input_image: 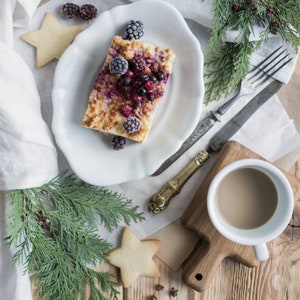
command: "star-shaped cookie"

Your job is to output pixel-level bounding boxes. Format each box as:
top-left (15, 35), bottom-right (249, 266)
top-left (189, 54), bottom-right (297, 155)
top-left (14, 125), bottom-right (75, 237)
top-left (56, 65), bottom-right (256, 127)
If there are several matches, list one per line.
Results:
top-left (107, 227), bottom-right (160, 288)
top-left (22, 12), bottom-right (82, 67)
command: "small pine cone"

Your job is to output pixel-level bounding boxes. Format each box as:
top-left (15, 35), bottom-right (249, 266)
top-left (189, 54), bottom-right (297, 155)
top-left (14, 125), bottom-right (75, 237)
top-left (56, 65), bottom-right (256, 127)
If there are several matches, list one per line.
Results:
top-left (232, 3), bottom-right (242, 11)
top-left (266, 6), bottom-right (275, 15)
top-left (61, 3), bottom-right (80, 19)
top-left (79, 4), bottom-right (97, 21)
top-left (270, 21), bottom-right (280, 34)
top-left (270, 27), bottom-right (278, 35)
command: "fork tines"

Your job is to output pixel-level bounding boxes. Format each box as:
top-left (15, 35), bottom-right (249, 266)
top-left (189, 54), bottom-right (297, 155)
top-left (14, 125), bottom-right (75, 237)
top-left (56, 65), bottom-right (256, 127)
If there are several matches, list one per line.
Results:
top-left (248, 46), bottom-right (293, 87)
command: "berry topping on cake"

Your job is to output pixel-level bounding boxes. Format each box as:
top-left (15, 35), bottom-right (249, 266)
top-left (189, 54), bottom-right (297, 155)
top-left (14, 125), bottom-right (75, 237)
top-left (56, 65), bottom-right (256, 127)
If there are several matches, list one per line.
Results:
top-left (123, 20), bottom-right (144, 40)
top-left (79, 4), bottom-right (98, 21)
top-left (125, 70), bottom-right (134, 78)
top-left (147, 93), bottom-right (155, 101)
top-left (61, 3), bottom-right (80, 19)
top-left (82, 35), bottom-right (176, 143)
top-left (145, 81), bottom-right (154, 91)
top-left (109, 56), bottom-right (129, 75)
top-left (133, 95), bottom-right (142, 103)
top-left (121, 104), bottom-right (133, 117)
top-left (123, 116), bottom-right (141, 134)
top-left (155, 71), bottom-right (165, 81)
top-left (129, 56), bottom-right (146, 72)
top-left (121, 75), bottom-right (132, 86)
top-left (112, 136), bottom-right (126, 150)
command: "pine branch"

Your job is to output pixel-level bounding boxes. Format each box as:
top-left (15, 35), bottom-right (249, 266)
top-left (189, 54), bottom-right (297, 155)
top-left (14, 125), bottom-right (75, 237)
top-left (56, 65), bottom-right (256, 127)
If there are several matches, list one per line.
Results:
top-left (205, 41), bottom-right (257, 103)
top-left (5, 171), bottom-right (145, 300)
top-left (205, 0), bottom-right (300, 103)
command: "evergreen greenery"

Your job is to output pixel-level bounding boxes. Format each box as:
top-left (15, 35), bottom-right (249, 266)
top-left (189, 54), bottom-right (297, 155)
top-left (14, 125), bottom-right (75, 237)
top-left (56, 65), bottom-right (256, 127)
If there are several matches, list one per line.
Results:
top-left (5, 172), bottom-right (145, 300)
top-left (205, 0), bottom-right (300, 103)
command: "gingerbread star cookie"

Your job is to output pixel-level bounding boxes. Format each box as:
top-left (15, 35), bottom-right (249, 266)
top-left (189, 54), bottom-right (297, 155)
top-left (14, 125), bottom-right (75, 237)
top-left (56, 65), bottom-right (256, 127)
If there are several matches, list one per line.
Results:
top-left (107, 227), bottom-right (160, 288)
top-left (22, 12), bottom-right (82, 67)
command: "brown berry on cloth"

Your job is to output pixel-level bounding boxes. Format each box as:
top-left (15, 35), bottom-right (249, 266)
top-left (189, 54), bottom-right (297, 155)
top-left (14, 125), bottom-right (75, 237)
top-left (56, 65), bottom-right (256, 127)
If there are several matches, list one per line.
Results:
top-left (79, 4), bottom-right (98, 20)
top-left (61, 3), bottom-right (98, 21)
top-left (61, 3), bottom-right (80, 19)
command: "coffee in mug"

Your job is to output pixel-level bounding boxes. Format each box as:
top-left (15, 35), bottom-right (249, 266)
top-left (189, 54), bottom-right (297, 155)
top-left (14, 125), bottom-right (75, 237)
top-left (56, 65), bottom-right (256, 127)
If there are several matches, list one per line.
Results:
top-left (217, 168), bottom-right (278, 230)
top-left (207, 159), bottom-right (294, 261)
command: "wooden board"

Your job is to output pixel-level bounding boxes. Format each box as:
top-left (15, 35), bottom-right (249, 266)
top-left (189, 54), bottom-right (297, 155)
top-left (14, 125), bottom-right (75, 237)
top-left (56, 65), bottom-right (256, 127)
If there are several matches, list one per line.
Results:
top-left (181, 141), bottom-right (300, 292)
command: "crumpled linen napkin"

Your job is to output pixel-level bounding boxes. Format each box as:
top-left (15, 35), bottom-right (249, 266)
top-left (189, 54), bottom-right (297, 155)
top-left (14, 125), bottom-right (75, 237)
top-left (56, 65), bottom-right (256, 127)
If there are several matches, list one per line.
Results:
top-left (0, 41), bottom-right (58, 190)
top-left (0, 1), bottom-right (58, 299)
top-left (0, 0), bottom-right (40, 47)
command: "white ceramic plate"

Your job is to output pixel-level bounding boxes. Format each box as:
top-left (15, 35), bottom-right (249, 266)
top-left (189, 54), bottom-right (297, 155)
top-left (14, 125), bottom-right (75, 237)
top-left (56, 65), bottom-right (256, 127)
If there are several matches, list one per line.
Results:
top-left (52, 0), bottom-right (204, 186)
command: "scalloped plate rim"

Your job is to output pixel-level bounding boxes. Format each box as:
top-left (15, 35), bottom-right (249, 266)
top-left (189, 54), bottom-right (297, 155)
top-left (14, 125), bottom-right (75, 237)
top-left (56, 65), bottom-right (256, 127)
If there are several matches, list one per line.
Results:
top-left (52, 0), bottom-right (204, 186)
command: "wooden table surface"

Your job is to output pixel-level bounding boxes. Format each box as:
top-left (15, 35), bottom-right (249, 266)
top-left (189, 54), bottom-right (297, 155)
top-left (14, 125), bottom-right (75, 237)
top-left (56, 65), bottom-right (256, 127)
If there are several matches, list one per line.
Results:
top-left (89, 58), bottom-right (300, 300)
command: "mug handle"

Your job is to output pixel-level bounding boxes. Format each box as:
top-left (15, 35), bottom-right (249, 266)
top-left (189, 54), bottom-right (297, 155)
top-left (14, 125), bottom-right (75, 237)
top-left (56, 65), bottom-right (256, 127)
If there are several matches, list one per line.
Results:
top-left (253, 243), bottom-right (269, 261)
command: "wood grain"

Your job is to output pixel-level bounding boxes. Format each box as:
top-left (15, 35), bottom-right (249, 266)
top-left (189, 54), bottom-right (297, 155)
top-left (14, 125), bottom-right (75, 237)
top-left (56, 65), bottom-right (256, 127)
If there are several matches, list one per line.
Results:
top-left (180, 141), bottom-right (300, 292)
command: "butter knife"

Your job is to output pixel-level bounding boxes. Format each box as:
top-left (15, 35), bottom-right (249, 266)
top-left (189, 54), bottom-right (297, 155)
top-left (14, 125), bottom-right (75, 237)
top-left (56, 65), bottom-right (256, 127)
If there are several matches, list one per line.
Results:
top-left (148, 80), bottom-right (283, 213)
top-left (152, 84), bottom-right (244, 176)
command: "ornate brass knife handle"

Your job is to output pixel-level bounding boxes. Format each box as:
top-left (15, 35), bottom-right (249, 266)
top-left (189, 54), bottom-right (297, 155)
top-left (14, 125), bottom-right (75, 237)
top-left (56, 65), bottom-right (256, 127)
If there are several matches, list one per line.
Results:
top-left (148, 150), bottom-right (209, 214)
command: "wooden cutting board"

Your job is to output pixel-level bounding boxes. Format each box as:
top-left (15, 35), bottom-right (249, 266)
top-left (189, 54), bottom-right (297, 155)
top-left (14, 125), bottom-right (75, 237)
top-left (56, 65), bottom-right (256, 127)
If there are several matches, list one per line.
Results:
top-left (181, 141), bottom-right (300, 292)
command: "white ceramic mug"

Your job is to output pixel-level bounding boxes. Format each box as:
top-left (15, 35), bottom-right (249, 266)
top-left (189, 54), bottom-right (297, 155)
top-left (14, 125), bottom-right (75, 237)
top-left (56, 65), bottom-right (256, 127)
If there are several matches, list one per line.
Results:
top-left (207, 159), bottom-right (294, 261)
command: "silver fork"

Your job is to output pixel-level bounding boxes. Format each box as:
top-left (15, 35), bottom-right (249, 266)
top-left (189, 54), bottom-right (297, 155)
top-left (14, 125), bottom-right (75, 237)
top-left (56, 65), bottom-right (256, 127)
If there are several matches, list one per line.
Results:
top-left (152, 46), bottom-right (293, 176)
top-left (219, 46), bottom-right (293, 115)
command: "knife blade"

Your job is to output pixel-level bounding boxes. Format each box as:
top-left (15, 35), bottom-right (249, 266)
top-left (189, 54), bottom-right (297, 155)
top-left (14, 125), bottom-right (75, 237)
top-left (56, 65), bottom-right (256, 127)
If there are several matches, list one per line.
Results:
top-left (152, 85), bottom-right (242, 176)
top-left (148, 80), bottom-right (283, 214)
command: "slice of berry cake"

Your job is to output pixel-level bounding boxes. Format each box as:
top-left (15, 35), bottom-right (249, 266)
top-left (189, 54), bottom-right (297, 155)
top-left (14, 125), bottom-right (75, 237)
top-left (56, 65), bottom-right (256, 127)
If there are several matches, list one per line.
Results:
top-left (82, 35), bottom-right (175, 143)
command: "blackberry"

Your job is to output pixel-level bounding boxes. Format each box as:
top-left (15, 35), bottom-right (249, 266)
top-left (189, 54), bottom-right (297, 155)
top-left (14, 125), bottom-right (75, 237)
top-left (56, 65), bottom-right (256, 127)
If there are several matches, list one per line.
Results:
top-left (123, 20), bottom-right (144, 40)
top-left (79, 4), bottom-right (97, 21)
top-left (123, 116), bottom-right (141, 134)
top-left (61, 3), bottom-right (80, 19)
top-left (109, 56), bottom-right (129, 75)
top-left (112, 136), bottom-right (126, 150)
top-left (129, 56), bottom-right (145, 72)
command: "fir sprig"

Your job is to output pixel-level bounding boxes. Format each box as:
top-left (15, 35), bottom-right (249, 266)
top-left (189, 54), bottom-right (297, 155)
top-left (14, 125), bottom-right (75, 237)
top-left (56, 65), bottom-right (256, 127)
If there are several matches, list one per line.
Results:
top-left (205, 0), bottom-right (300, 103)
top-left (5, 172), bottom-right (145, 300)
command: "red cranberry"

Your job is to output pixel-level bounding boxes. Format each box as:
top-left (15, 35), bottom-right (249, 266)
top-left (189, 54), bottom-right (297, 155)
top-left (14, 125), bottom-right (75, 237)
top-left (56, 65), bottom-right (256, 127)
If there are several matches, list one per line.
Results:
top-left (145, 81), bottom-right (154, 91)
top-left (133, 95), bottom-right (142, 103)
top-left (121, 104), bottom-right (132, 117)
top-left (125, 70), bottom-right (134, 77)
